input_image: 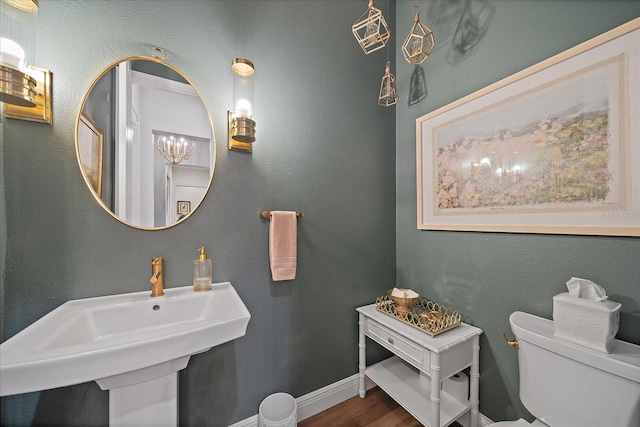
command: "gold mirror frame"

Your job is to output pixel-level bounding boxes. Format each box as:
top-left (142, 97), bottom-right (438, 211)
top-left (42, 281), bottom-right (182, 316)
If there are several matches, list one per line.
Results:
top-left (75, 55), bottom-right (216, 230)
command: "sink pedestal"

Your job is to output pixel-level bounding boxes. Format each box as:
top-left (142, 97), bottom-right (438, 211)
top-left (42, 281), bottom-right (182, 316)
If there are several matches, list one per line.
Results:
top-left (96, 357), bottom-right (191, 427)
top-left (109, 372), bottom-right (178, 427)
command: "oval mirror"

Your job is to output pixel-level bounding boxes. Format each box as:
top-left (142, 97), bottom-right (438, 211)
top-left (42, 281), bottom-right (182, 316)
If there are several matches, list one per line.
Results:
top-left (75, 55), bottom-right (215, 230)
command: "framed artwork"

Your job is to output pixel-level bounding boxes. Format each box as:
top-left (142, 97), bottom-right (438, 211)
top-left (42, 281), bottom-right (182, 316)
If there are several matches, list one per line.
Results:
top-left (416, 18), bottom-right (639, 236)
top-left (78, 114), bottom-right (104, 197)
top-left (177, 201), bottom-right (191, 215)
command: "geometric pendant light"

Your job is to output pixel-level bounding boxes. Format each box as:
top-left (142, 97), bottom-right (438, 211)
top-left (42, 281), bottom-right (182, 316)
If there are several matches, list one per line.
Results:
top-left (402, 5), bottom-right (435, 65)
top-left (352, 0), bottom-right (391, 55)
top-left (378, 61), bottom-right (398, 107)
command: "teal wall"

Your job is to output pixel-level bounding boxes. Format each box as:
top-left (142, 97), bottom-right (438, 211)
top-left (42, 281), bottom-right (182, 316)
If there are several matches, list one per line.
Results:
top-left (0, 1), bottom-right (395, 425)
top-left (394, 0), bottom-right (640, 423)
top-left (1, 1), bottom-right (639, 426)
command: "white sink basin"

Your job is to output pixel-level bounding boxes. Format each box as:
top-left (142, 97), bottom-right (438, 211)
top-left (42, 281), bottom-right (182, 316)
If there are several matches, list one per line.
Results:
top-left (0, 282), bottom-right (250, 397)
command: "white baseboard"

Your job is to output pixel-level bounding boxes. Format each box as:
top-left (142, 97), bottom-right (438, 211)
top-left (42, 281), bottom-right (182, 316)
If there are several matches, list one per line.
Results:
top-left (228, 374), bottom-right (374, 427)
top-left (480, 413), bottom-right (494, 426)
top-left (228, 374), bottom-right (492, 427)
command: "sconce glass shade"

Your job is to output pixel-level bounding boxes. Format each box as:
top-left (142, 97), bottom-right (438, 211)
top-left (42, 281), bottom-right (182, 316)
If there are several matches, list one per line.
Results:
top-left (378, 61), bottom-right (398, 107)
top-left (402, 6), bottom-right (435, 65)
top-left (229, 58), bottom-right (255, 150)
top-left (352, 0), bottom-right (390, 55)
top-left (0, 0), bottom-right (38, 107)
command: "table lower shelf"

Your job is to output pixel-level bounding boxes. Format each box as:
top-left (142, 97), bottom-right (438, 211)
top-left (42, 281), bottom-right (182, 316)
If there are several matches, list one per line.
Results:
top-left (365, 356), bottom-right (471, 427)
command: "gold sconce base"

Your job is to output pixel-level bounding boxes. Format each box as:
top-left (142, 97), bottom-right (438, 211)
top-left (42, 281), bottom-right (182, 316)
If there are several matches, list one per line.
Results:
top-left (228, 111), bottom-right (255, 152)
top-left (2, 65), bottom-right (52, 124)
top-left (0, 65), bottom-right (36, 107)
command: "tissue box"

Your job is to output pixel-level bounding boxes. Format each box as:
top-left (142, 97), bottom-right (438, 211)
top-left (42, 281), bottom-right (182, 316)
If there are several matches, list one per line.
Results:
top-left (552, 292), bottom-right (621, 353)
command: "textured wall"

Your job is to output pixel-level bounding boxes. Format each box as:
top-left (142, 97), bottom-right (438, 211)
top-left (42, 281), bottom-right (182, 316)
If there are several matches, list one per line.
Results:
top-left (3, 1), bottom-right (639, 426)
top-left (0, 1), bottom-right (396, 425)
top-left (394, 0), bottom-right (640, 423)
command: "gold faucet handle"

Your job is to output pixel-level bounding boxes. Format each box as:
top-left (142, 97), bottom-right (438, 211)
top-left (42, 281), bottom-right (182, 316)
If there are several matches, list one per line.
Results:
top-left (503, 332), bottom-right (519, 349)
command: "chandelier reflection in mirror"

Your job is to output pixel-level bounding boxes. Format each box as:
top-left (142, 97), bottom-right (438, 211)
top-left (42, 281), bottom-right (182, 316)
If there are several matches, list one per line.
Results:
top-left (402, 5), bottom-right (435, 65)
top-left (154, 132), bottom-right (196, 165)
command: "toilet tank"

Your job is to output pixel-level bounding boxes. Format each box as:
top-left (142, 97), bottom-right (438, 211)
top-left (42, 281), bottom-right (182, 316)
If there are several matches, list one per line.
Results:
top-left (509, 311), bottom-right (640, 427)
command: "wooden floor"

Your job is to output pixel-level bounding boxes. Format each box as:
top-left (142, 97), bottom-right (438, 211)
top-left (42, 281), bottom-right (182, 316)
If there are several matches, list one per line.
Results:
top-left (298, 386), bottom-right (463, 427)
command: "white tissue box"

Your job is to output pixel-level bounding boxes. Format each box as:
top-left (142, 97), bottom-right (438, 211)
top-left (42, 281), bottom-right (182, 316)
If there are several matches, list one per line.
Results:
top-left (553, 292), bottom-right (621, 353)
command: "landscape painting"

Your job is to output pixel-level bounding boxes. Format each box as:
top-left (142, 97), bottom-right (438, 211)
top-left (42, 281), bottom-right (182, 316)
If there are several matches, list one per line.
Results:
top-left (416, 19), bottom-right (639, 236)
top-left (433, 55), bottom-right (626, 215)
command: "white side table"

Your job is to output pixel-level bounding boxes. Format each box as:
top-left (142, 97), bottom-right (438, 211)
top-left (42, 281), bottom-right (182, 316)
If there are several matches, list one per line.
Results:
top-left (357, 304), bottom-right (482, 427)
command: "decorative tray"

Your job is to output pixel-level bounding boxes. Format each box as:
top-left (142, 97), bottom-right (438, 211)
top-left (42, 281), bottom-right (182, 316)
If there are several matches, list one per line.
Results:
top-left (375, 294), bottom-right (461, 337)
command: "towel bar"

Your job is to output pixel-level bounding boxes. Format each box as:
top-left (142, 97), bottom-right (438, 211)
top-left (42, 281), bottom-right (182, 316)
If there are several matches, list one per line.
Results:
top-left (260, 211), bottom-right (304, 219)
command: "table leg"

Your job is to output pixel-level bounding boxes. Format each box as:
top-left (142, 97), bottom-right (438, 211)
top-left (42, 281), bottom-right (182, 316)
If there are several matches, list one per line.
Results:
top-left (430, 352), bottom-right (441, 427)
top-left (470, 335), bottom-right (480, 427)
top-left (358, 313), bottom-right (366, 398)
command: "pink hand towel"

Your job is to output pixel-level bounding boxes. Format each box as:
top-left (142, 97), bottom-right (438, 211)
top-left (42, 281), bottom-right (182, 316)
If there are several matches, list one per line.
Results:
top-left (269, 211), bottom-right (297, 281)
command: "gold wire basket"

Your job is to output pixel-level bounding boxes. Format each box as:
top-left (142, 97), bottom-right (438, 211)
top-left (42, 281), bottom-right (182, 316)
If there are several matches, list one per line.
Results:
top-left (375, 293), bottom-right (461, 337)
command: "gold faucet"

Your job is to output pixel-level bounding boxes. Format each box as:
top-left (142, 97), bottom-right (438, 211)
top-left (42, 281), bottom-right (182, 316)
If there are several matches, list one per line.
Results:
top-left (150, 257), bottom-right (165, 297)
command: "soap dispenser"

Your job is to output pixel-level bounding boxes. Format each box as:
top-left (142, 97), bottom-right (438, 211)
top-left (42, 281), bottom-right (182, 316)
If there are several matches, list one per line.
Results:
top-left (193, 246), bottom-right (212, 292)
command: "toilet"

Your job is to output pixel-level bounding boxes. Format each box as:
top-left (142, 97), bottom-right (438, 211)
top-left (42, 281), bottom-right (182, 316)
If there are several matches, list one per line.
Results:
top-left (488, 311), bottom-right (640, 427)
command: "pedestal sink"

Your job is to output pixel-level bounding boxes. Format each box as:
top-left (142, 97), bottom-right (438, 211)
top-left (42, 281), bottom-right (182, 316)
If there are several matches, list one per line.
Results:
top-left (0, 282), bottom-right (250, 426)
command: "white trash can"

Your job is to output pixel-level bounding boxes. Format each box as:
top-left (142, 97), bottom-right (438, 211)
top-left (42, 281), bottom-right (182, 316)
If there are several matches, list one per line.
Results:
top-left (258, 392), bottom-right (297, 427)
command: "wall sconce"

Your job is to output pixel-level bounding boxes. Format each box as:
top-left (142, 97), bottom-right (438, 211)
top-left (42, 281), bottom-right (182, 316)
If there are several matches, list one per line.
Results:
top-left (352, 0), bottom-right (390, 55)
top-left (228, 58), bottom-right (255, 153)
top-left (402, 5), bottom-right (435, 65)
top-left (1, 0), bottom-right (52, 124)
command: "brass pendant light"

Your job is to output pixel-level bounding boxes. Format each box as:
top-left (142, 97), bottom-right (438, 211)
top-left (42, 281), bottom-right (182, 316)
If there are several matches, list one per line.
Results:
top-left (378, 61), bottom-right (398, 107)
top-left (352, 0), bottom-right (391, 55)
top-left (402, 5), bottom-right (435, 65)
